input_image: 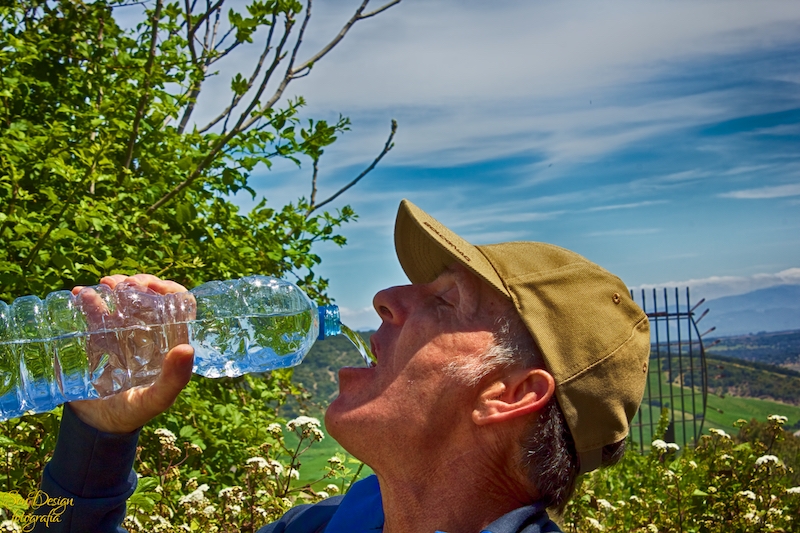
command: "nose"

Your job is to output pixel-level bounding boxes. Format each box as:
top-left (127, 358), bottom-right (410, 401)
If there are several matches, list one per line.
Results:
top-left (372, 285), bottom-right (411, 325)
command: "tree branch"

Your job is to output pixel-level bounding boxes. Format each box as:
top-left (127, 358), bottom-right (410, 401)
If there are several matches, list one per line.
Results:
top-left (178, 0), bottom-right (224, 133)
top-left (360, 0), bottom-right (402, 19)
top-left (235, 3), bottom-right (311, 133)
top-left (290, 0), bottom-right (401, 79)
top-left (307, 119), bottom-right (396, 216)
top-left (145, 20), bottom-right (294, 215)
top-left (188, 0), bottom-right (224, 41)
top-left (123, 0), bottom-right (163, 170)
top-left (309, 156), bottom-right (320, 208)
top-left (146, 0), bottom-right (402, 213)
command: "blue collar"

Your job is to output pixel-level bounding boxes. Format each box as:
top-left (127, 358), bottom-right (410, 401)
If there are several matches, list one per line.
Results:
top-left (324, 475), bottom-right (558, 533)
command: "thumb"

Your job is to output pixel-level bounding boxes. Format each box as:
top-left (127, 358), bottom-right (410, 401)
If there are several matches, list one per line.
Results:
top-left (142, 344), bottom-right (195, 415)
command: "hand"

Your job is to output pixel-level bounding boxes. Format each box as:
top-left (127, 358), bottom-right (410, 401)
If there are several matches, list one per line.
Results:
top-left (68, 274), bottom-right (195, 434)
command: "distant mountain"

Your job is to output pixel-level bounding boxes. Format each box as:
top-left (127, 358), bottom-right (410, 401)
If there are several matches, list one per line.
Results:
top-left (704, 285), bottom-right (800, 338)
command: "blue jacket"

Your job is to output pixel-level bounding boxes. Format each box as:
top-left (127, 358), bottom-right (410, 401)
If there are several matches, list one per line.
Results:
top-left (34, 405), bottom-right (562, 533)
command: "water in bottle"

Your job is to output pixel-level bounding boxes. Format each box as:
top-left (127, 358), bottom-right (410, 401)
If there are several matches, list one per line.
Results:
top-left (0, 275), bottom-right (372, 421)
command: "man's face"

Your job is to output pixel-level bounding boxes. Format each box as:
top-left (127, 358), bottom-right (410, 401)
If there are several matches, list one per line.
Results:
top-left (325, 263), bottom-right (512, 465)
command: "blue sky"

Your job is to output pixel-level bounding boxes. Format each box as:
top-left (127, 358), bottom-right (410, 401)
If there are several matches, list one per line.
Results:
top-left (186, 0), bottom-right (800, 330)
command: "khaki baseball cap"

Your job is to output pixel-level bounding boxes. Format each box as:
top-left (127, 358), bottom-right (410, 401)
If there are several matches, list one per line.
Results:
top-left (394, 199), bottom-right (650, 474)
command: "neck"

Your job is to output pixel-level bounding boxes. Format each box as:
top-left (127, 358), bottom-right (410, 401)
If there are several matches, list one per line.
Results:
top-left (375, 444), bottom-right (532, 533)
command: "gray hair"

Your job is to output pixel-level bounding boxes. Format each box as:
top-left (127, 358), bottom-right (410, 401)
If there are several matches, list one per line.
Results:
top-left (447, 310), bottom-right (626, 513)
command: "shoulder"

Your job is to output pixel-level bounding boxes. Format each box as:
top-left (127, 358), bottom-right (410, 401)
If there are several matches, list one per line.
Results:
top-left (257, 475), bottom-right (383, 533)
top-left (257, 496), bottom-right (345, 533)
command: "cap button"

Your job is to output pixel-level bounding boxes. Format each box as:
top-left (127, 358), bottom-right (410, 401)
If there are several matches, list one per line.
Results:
top-left (612, 293), bottom-right (621, 304)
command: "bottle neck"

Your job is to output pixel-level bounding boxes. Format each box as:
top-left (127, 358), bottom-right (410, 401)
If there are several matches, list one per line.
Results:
top-left (317, 305), bottom-right (341, 340)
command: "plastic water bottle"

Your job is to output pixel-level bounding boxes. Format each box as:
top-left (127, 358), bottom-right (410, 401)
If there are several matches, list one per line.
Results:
top-left (0, 276), bottom-right (341, 421)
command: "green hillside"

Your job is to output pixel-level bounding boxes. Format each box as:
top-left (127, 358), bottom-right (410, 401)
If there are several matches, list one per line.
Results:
top-left (708, 329), bottom-right (800, 369)
top-left (281, 331), bottom-right (373, 419)
top-left (705, 353), bottom-right (800, 406)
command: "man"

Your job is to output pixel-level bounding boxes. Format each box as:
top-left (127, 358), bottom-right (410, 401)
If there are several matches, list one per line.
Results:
top-left (36, 199), bottom-right (650, 532)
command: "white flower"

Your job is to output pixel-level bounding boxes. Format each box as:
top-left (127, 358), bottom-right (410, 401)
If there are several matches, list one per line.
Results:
top-left (327, 456), bottom-right (343, 465)
top-left (786, 486), bottom-right (800, 495)
top-left (202, 504), bottom-right (216, 516)
top-left (267, 459), bottom-right (284, 475)
top-left (286, 416), bottom-right (321, 431)
top-left (755, 454), bottom-right (781, 467)
top-left (246, 456), bottom-right (269, 471)
top-left (651, 439), bottom-right (667, 452)
top-left (767, 508), bottom-right (783, 517)
top-left (316, 491), bottom-right (329, 499)
top-left (709, 428), bottom-right (730, 439)
top-left (720, 454), bottom-right (734, 461)
top-left (666, 442), bottom-right (680, 452)
top-left (179, 484), bottom-right (209, 506)
top-left (218, 486), bottom-right (245, 501)
top-left (768, 415), bottom-right (788, 425)
top-left (688, 461), bottom-right (698, 469)
top-left (267, 423), bottom-right (283, 435)
top-left (154, 428), bottom-right (177, 446)
top-left (586, 517), bottom-right (605, 531)
top-left (288, 468), bottom-right (300, 480)
top-left (187, 443), bottom-right (203, 454)
top-left (737, 490), bottom-right (757, 500)
top-left (597, 498), bottom-right (616, 511)
top-left (0, 520), bottom-right (21, 533)
top-left (326, 484), bottom-right (340, 494)
top-left (647, 525), bottom-right (658, 533)
top-left (744, 511), bottom-right (759, 524)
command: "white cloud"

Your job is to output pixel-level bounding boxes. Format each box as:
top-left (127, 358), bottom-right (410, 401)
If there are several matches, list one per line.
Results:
top-left (276, 0), bottom-right (800, 170)
top-left (586, 200), bottom-right (669, 212)
top-left (632, 268), bottom-right (800, 301)
top-left (720, 183), bottom-right (800, 199)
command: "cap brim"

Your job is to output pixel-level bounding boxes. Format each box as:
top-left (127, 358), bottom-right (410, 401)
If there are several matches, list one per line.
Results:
top-left (394, 199), bottom-right (509, 297)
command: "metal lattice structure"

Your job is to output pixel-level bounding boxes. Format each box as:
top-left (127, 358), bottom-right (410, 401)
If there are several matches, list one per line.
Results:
top-left (629, 288), bottom-right (716, 451)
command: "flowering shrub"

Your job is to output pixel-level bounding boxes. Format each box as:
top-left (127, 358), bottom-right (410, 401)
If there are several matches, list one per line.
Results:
top-left (563, 412), bottom-right (800, 532)
top-left (2, 382), bottom-right (798, 533)
top-left (123, 414), bottom-right (353, 533)
top-left (0, 372), bottom-right (362, 532)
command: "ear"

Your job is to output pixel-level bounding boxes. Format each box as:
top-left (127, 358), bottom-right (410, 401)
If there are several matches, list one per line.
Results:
top-left (472, 368), bottom-right (555, 426)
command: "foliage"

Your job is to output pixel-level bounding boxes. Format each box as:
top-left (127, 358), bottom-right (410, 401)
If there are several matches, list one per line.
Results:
top-left (562, 412), bottom-right (800, 533)
top-left (0, 373), bottom-right (368, 532)
top-left (0, 0), bottom-right (398, 304)
top-left (0, 0), bottom-right (398, 530)
top-left (123, 374), bottom-right (365, 533)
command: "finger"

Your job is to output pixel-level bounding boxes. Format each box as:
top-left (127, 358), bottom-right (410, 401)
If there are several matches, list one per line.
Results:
top-left (125, 274), bottom-right (188, 295)
top-left (71, 274), bottom-right (128, 296)
top-left (100, 274), bottom-right (129, 289)
top-left (140, 344), bottom-right (195, 416)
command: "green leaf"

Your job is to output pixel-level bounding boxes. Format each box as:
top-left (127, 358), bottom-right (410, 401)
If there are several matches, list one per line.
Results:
top-left (0, 491), bottom-right (29, 518)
